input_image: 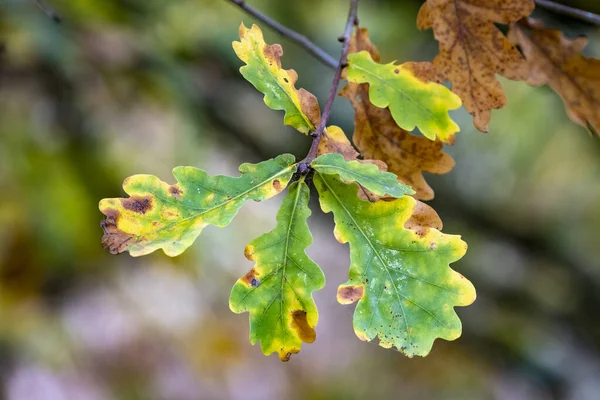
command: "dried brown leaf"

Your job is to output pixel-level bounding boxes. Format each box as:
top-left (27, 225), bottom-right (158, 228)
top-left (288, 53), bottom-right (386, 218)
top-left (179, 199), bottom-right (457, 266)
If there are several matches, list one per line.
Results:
top-left (509, 19), bottom-right (600, 135)
top-left (417, 0), bottom-right (534, 132)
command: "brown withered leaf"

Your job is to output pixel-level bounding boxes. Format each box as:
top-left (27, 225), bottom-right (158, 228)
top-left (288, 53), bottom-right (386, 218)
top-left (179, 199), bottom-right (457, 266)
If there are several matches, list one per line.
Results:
top-left (509, 19), bottom-right (600, 135)
top-left (417, 0), bottom-right (534, 132)
top-left (341, 28), bottom-right (455, 200)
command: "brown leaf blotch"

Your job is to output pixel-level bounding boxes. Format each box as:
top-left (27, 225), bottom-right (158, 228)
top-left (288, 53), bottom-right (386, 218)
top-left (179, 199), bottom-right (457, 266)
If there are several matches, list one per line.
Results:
top-left (405, 200), bottom-right (443, 236)
top-left (121, 195), bottom-right (153, 214)
top-left (337, 285), bottom-right (364, 305)
top-left (272, 179), bottom-right (281, 192)
top-left (241, 267), bottom-right (260, 287)
top-left (169, 185), bottom-right (183, 201)
top-left (290, 310), bottom-right (316, 343)
top-left (100, 209), bottom-right (134, 254)
top-left (263, 43), bottom-right (284, 68)
top-left (298, 88), bottom-right (321, 129)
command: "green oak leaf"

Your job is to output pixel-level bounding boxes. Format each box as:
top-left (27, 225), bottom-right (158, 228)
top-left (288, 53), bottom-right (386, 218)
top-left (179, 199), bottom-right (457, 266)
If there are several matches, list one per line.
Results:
top-left (230, 179), bottom-right (325, 361)
top-left (99, 154), bottom-right (296, 257)
top-left (311, 153), bottom-right (414, 198)
top-left (234, 23), bottom-right (320, 135)
top-left (314, 172), bottom-right (475, 357)
top-left (346, 51), bottom-right (461, 144)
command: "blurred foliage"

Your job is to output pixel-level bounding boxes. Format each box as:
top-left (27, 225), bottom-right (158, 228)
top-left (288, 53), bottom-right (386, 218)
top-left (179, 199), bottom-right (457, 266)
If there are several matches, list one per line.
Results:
top-left (1, 0), bottom-right (600, 399)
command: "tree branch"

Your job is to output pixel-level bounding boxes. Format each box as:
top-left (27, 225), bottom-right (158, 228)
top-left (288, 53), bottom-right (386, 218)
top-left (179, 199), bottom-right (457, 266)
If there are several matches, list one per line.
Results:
top-left (227, 0), bottom-right (337, 69)
top-left (225, 0), bottom-right (600, 76)
top-left (535, 0), bottom-right (600, 25)
top-left (298, 0), bottom-right (359, 171)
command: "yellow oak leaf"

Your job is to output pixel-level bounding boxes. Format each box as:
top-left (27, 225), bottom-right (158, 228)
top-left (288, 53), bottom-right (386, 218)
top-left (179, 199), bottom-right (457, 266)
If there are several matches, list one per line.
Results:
top-left (509, 19), bottom-right (600, 135)
top-left (341, 28), bottom-right (455, 200)
top-left (234, 23), bottom-right (320, 134)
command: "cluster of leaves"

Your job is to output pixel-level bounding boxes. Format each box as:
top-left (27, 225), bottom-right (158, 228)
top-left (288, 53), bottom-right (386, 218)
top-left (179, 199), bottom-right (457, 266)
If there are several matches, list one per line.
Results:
top-left (100, 23), bottom-right (476, 360)
top-left (417, 0), bottom-right (599, 134)
top-left (99, 1), bottom-right (600, 361)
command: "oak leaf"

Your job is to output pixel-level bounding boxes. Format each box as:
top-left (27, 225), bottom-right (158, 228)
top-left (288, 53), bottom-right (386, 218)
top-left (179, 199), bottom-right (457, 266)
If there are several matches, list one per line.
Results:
top-left (314, 172), bottom-right (475, 357)
top-left (417, 0), bottom-right (534, 132)
top-left (509, 19), bottom-right (600, 135)
top-left (346, 50), bottom-right (462, 143)
top-left (316, 125), bottom-right (392, 201)
top-left (312, 153), bottom-right (414, 198)
top-left (234, 23), bottom-right (320, 134)
top-left (99, 154), bottom-right (296, 257)
top-left (341, 28), bottom-right (455, 200)
top-left (230, 179), bottom-right (325, 361)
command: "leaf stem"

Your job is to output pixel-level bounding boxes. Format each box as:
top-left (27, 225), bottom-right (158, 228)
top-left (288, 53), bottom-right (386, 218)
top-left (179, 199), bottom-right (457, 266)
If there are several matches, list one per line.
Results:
top-left (299, 0), bottom-right (359, 171)
top-left (227, 0), bottom-right (337, 69)
top-left (535, 0), bottom-right (600, 25)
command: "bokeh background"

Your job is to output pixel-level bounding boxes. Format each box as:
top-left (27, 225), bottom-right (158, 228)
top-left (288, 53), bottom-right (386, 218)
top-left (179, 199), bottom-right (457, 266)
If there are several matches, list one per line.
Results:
top-left (1, 0), bottom-right (600, 399)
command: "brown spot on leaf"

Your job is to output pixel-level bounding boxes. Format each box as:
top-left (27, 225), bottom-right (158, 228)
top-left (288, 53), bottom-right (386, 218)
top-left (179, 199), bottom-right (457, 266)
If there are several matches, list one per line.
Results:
top-left (263, 43), bottom-right (284, 68)
top-left (290, 310), bottom-right (316, 343)
top-left (272, 179), bottom-right (281, 192)
top-left (121, 195), bottom-right (153, 214)
top-left (405, 200), bottom-right (443, 234)
top-left (298, 88), bottom-right (321, 129)
top-left (260, 39), bottom-right (320, 133)
top-left (242, 268), bottom-right (259, 287)
top-left (169, 185), bottom-right (183, 201)
top-left (100, 209), bottom-right (134, 254)
top-left (337, 285), bottom-right (364, 304)
top-left (394, 68), bottom-right (399, 74)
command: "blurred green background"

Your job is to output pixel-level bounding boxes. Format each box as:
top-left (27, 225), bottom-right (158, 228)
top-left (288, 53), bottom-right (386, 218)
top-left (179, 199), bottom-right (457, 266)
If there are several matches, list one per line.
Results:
top-left (1, 0), bottom-right (600, 399)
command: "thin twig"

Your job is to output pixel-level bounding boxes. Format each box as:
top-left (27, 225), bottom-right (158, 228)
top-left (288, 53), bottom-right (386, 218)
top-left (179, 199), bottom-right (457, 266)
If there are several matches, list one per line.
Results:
top-left (299, 0), bottom-right (359, 170)
top-left (227, 0), bottom-right (337, 69)
top-left (35, 0), bottom-right (62, 23)
top-left (535, 0), bottom-right (600, 25)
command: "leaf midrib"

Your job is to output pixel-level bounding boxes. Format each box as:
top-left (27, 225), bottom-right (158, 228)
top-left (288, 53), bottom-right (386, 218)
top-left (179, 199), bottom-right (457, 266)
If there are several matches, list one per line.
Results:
top-left (313, 161), bottom-right (409, 196)
top-left (250, 40), bottom-right (314, 132)
top-left (142, 165), bottom-right (296, 240)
